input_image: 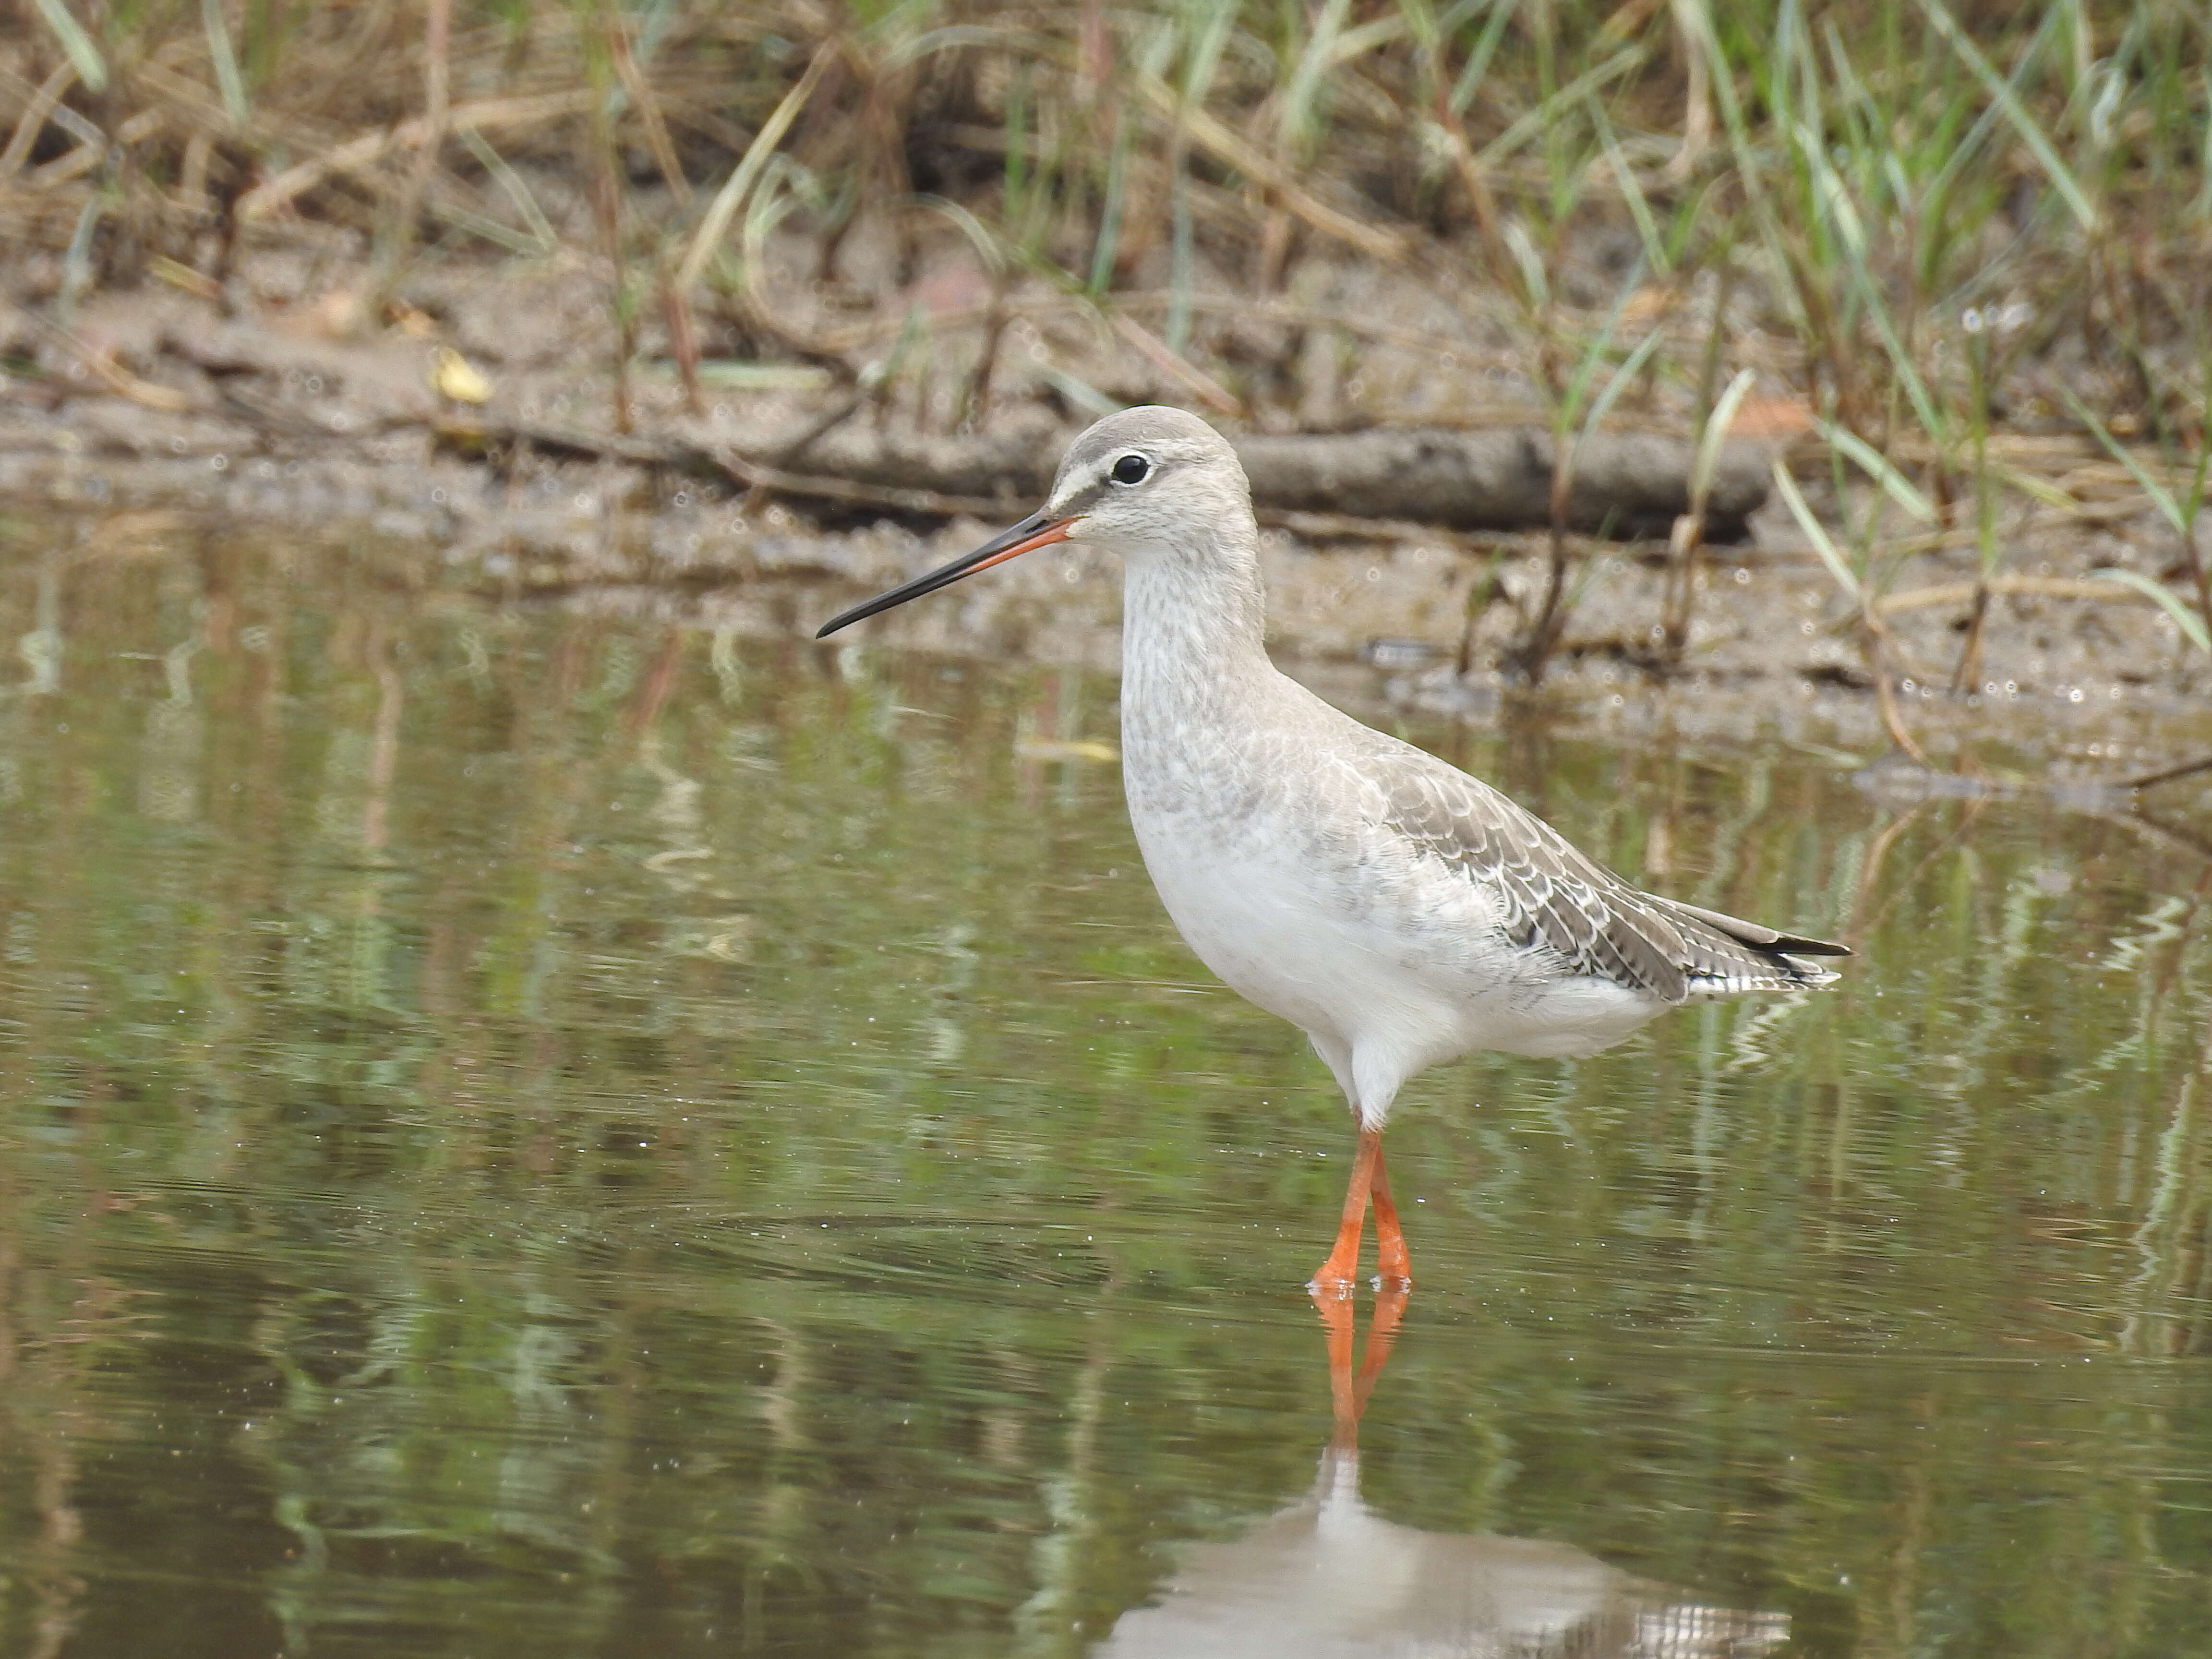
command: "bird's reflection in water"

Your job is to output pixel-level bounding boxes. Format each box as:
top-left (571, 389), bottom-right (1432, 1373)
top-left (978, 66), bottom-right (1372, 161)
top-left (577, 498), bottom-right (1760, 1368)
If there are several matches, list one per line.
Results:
top-left (1098, 1292), bottom-right (1788, 1659)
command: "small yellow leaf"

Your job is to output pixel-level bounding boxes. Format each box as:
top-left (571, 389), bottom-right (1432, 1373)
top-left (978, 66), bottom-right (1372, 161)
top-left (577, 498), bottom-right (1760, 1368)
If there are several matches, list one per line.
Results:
top-left (432, 346), bottom-right (492, 405)
top-left (1015, 738), bottom-right (1119, 763)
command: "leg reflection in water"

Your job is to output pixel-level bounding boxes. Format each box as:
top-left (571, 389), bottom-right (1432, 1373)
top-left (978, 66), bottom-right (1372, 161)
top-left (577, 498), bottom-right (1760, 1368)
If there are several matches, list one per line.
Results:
top-left (1096, 1292), bottom-right (1790, 1659)
top-left (1315, 1284), bottom-right (1409, 1453)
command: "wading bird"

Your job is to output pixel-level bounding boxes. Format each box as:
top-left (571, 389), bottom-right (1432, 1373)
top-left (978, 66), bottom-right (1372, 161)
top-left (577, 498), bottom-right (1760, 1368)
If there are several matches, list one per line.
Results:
top-left (818, 407), bottom-right (1845, 1293)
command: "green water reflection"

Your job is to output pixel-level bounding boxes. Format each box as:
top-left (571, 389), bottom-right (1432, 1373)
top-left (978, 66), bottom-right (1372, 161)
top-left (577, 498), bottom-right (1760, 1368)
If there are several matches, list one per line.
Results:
top-left (1, 522), bottom-right (2211, 1657)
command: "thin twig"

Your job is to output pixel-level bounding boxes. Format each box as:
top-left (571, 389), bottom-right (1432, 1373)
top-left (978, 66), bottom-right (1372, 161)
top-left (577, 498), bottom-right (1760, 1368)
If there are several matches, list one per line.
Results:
top-left (1868, 631), bottom-right (1930, 765)
top-left (0, 60), bottom-right (76, 188)
top-left (375, 0), bottom-right (451, 306)
top-left (1130, 72), bottom-right (1407, 264)
top-left (238, 90), bottom-right (596, 221)
top-left (2122, 754), bottom-right (2212, 793)
top-left (1875, 574), bottom-right (2167, 615)
top-left (0, 293), bottom-right (195, 411)
top-left (605, 11), bottom-right (690, 207)
top-left (706, 446), bottom-right (1015, 517)
top-left (1110, 313), bottom-right (1244, 416)
top-left (772, 392), bottom-right (869, 468)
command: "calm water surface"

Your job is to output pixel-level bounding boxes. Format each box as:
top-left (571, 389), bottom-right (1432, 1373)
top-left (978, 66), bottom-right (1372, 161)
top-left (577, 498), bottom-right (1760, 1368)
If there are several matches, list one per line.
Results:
top-left (2, 525), bottom-right (2211, 1657)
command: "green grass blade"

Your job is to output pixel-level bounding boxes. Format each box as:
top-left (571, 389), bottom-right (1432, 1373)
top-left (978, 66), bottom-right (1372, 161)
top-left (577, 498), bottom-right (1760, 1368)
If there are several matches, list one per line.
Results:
top-left (1001, 63), bottom-right (1029, 219)
top-left (1692, 368), bottom-right (1758, 506)
top-left (1771, 459), bottom-right (1866, 605)
top-left (739, 155), bottom-right (806, 276)
top-left (676, 48), bottom-right (830, 295)
top-left (31, 0), bottom-right (106, 93)
top-left (431, 200), bottom-right (550, 257)
top-left (1577, 323), bottom-right (1667, 447)
top-left (1592, 100), bottom-right (1664, 276)
top-left (2058, 386), bottom-right (2186, 536)
top-left (1501, 218), bottom-right (1549, 313)
top-left (1989, 463), bottom-right (2080, 514)
top-left (1695, 12), bottom-right (1808, 339)
top-left (2095, 569), bottom-right (2212, 653)
top-left (1555, 262), bottom-right (1640, 429)
top-left (460, 127), bottom-right (557, 254)
top-left (1916, 0), bottom-right (2098, 231)
top-left (1281, 0), bottom-right (1351, 157)
top-left (202, 0), bottom-right (250, 126)
top-left (1087, 106), bottom-right (1134, 295)
top-left (1448, 0), bottom-right (1519, 118)
top-left (1037, 365), bottom-right (1124, 419)
top-left (1474, 48), bottom-right (1643, 169)
top-left (2198, 66), bottom-right (2212, 220)
top-left (57, 193), bottom-right (100, 323)
top-left (1181, 0), bottom-right (1237, 101)
top-left (1329, 12), bottom-right (1411, 66)
top-left (1793, 128), bottom-right (1950, 447)
top-left (920, 196), bottom-right (1007, 281)
top-left (1818, 419), bottom-right (1936, 522)
top-left (1921, 4), bottom-right (2064, 213)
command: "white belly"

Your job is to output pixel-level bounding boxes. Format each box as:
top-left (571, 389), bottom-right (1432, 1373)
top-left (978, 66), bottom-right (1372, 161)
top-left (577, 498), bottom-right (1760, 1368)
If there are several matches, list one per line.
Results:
top-left (1130, 803), bottom-right (1664, 1096)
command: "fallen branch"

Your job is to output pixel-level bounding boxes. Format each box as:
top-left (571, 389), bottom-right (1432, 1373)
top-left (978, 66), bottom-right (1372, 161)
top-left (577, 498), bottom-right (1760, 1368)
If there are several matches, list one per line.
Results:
top-left (429, 411), bottom-right (1768, 538)
top-left (1232, 426), bottom-right (1769, 538)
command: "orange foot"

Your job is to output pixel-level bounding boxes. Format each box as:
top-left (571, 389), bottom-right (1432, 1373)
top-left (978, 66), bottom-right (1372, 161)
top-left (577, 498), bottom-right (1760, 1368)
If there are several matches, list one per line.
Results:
top-left (1310, 1125), bottom-right (1419, 1292)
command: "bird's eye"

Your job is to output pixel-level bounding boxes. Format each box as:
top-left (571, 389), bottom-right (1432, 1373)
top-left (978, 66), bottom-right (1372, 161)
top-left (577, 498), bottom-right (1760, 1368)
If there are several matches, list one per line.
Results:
top-left (1110, 454), bottom-right (1150, 485)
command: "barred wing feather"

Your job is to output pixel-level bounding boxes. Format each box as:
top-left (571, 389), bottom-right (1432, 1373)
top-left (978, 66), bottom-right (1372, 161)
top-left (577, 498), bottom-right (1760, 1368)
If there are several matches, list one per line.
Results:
top-left (1372, 763), bottom-right (1847, 1003)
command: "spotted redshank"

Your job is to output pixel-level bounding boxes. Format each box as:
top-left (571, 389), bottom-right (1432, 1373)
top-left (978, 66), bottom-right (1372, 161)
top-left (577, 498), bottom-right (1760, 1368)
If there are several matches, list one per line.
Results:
top-left (818, 406), bottom-right (1846, 1293)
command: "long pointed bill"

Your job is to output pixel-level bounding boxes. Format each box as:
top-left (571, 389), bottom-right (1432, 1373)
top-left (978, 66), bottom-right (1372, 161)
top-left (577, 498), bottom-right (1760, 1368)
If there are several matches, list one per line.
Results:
top-left (815, 512), bottom-right (1080, 638)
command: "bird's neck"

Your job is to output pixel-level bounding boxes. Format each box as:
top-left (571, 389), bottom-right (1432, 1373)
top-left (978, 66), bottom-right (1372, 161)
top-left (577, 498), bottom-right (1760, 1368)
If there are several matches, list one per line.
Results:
top-left (1118, 533), bottom-right (1278, 726)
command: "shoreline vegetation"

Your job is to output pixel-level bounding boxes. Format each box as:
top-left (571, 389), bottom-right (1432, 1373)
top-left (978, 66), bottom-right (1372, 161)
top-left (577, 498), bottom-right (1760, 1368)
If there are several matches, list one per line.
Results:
top-left (3, 0), bottom-right (2212, 776)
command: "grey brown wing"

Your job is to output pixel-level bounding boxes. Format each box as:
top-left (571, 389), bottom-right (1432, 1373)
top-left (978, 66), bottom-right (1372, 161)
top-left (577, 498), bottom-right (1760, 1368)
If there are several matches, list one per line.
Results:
top-left (1373, 761), bottom-right (1846, 1003)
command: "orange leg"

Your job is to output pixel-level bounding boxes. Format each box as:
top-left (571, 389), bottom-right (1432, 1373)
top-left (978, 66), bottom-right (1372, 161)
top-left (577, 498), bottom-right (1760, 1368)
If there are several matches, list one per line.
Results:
top-left (1370, 1143), bottom-right (1414, 1290)
top-left (1309, 1127), bottom-right (1383, 1295)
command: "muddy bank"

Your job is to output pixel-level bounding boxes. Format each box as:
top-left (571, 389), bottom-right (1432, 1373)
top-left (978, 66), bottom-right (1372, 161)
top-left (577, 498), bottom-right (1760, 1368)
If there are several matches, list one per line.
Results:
top-left (4, 276), bottom-right (2211, 791)
top-left (9, 481), bottom-right (2212, 813)
top-left (12, 274), bottom-right (1773, 531)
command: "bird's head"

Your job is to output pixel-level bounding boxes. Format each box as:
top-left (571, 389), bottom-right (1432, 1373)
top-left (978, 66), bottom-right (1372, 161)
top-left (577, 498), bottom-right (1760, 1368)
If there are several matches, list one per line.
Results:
top-left (816, 406), bottom-right (1252, 638)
